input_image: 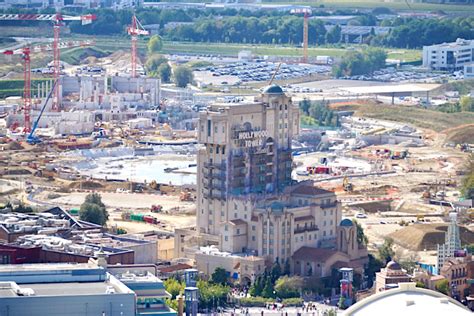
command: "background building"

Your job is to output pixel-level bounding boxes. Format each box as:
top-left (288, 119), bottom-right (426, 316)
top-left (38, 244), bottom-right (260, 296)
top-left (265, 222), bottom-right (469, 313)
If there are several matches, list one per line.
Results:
top-left (375, 260), bottom-right (411, 292)
top-left (0, 263), bottom-right (136, 316)
top-left (422, 38), bottom-right (474, 71)
top-left (344, 282), bottom-right (472, 316)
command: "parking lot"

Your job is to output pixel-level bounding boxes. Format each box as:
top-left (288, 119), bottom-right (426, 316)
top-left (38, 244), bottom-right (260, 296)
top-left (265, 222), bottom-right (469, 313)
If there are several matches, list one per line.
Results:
top-left (195, 62), bottom-right (331, 85)
top-left (342, 67), bottom-right (464, 83)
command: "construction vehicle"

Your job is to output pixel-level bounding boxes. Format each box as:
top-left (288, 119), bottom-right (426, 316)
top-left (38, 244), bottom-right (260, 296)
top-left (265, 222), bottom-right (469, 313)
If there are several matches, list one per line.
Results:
top-left (127, 15), bottom-right (149, 78)
top-left (180, 190), bottom-right (194, 202)
top-left (26, 80), bottom-right (57, 144)
top-left (343, 176), bottom-right (353, 192)
top-left (151, 205), bottom-right (163, 213)
top-left (416, 215), bottom-right (425, 222)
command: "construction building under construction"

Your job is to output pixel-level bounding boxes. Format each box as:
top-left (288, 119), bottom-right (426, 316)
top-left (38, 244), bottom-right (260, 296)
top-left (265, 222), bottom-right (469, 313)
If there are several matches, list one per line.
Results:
top-left (5, 75), bottom-right (160, 135)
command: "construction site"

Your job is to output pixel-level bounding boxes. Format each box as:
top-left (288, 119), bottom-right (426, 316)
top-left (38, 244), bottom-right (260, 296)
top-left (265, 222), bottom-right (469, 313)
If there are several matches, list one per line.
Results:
top-left (0, 11), bottom-right (472, 276)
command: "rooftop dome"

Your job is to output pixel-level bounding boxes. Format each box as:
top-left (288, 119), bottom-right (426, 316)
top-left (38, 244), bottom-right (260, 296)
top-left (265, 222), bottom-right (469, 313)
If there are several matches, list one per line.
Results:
top-left (386, 260), bottom-right (401, 270)
top-left (263, 84), bottom-right (284, 94)
top-left (340, 218), bottom-right (354, 227)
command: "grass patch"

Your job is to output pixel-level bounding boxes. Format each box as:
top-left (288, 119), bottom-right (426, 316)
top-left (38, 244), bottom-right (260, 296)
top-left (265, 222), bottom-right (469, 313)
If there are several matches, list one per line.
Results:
top-left (336, 102), bottom-right (474, 131)
top-left (68, 35), bottom-right (421, 62)
top-left (61, 46), bottom-right (109, 65)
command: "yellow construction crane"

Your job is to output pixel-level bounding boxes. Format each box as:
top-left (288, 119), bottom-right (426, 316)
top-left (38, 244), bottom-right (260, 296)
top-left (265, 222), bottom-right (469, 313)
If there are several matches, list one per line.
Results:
top-left (291, 8), bottom-right (312, 63)
top-left (343, 176), bottom-right (353, 192)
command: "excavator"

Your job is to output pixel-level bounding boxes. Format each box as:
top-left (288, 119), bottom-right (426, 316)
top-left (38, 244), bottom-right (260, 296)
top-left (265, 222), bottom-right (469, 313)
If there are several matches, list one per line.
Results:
top-left (27, 80), bottom-right (57, 144)
top-left (343, 176), bottom-right (353, 192)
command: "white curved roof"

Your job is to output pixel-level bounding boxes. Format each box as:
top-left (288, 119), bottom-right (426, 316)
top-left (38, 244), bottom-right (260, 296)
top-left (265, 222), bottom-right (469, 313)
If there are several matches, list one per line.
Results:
top-left (344, 283), bottom-right (471, 316)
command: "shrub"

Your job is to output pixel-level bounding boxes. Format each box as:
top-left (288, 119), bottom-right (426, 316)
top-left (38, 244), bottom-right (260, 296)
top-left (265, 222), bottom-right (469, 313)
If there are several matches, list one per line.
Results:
top-left (282, 297), bottom-right (303, 307)
top-left (239, 297), bottom-right (275, 307)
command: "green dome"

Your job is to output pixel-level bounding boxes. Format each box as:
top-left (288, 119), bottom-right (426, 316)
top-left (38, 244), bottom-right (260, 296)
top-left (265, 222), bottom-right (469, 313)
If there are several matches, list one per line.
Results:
top-left (263, 84), bottom-right (284, 94)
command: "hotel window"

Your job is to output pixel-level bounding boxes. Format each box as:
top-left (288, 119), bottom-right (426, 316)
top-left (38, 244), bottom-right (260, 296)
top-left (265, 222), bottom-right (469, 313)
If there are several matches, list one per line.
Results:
top-left (225, 225), bottom-right (228, 231)
top-left (225, 236), bottom-right (228, 241)
top-left (252, 225), bottom-right (256, 231)
top-left (222, 146), bottom-right (225, 154)
top-left (214, 126), bottom-right (218, 133)
top-left (269, 249), bottom-right (274, 255)
top-left (237, 229), bottom-right (240, 234)
top-left (323, 231), bottom-right (326, 237)
top-left (323, 221), bottom-right (326, 226)
top-left (323, 210), bottom-right (327, 216)
top-left (216, 146), bottom-right (219, 154)
top-left (234, 213), bottom-right (237, 218)
top-left (252, 236), bottom-right (256, 241)
top-left (209, 219), bottom-right (213, 224)
top-left (221, 211), bottom-right (224, 216)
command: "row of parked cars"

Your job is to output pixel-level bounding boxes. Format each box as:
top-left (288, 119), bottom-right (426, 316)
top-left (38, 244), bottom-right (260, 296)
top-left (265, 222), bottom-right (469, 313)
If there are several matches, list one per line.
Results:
top-left (201, 62), bottom-right (331, 82)
top-left (342, 68), bottom-right (464, 83)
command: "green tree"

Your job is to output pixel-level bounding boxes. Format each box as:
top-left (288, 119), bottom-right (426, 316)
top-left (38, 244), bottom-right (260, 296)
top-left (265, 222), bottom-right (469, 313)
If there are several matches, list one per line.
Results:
top-left (354, 219), bottom-right (368, 245)
top-left (365, 254), bottom-right (383, 288)
top-left (145, 54), bottom-right (168, 74)
top-left (271, 258), bottom-right (282, 282)
top-left (262, 277), bottom-right (275, 298)
top-left (435, 279), bottom-right (449, 295)
top-left (461, 155), bottom-right (474, 200)
top-left (164, 278), bottom-right (185, 299)
top-left (158, 63), bottom-right (172, 83)
top-left (299, 98), bottom-right (311, 115)
top-left (325, 24), bottom-right (341, 44)
top-left (378, 238), bottom-right (395, 264)
top-left (211, 267), bottom-right (228, 285)
top-left (274, 276), bottom-right (303, 299)
top-left (249, 275), bottom-right (264, 297)
top-left (283, 258), bottom-right (291, 276)
top-left (197, 280), bottom-right (230, 311)
top-left (79, 193), bottom-right (108, 226)
top-left (173, 65), bottom-right (194, 88)
top-left (460, 96), bottom-right (474, 112)
top-left (147, 35), bottom-right (163, 54)
top-left (416, 281), bottom-right (426, 288)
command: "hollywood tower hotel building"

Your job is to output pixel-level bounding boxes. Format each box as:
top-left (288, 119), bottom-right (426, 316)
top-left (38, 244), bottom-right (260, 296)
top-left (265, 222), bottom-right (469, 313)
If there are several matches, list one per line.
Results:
top-left (193, 85), bottom-right (367, 278)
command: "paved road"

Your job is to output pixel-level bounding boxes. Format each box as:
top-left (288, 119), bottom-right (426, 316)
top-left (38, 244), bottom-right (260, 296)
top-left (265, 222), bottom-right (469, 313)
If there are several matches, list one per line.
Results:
top-left (200, 305), bottom-right (340, 316)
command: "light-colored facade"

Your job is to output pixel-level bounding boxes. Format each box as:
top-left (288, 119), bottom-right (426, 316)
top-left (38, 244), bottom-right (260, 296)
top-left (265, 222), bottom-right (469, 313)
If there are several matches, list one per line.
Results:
top-left (375, 261), bottom-right (411, 292)
top-left (440, 254), bottom-right (473, 300)
top-left (0, 263), bottom-right (135, 316)
top-left (423, 38), bottom-right (474, 71)
top-left (188, 85), bottom-right (368, 282)
top-left (437, 212), bottom-right (462, 272)
top-left (344, 282), bottom-right (472, 316)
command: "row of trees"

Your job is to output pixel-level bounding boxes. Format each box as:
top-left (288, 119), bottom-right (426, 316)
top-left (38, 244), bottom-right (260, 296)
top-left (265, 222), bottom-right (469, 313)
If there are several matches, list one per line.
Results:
top-left (163, 273), bottom-right (230, 312)
top-left (299, 100), bottom-right (341, 127)
top-left (461, 154), bottom-right (474, 200)
top-left (333, 47), bottom-right (387, 77)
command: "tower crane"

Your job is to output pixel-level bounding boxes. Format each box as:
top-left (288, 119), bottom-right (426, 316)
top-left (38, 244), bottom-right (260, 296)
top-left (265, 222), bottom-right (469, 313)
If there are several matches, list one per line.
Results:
top-left (0, 13), bottom-right (96, 111)
top-left (290, 8), bottom-right (312, 64)
top-left (127, 15), bottom-right (149, 78)
top-left (1, 40), bottom-right (94, 133)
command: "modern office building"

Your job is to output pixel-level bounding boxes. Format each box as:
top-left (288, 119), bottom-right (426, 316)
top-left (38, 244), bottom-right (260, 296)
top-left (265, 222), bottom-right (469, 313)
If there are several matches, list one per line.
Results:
top-left (109, 267), bottom-right (177, 316)
top-left (422, 38), bottom-right (474, 71)
top-left (182, 85), bottom-right (368, 283)
top-left (0, 263), bottom-right (136, 316)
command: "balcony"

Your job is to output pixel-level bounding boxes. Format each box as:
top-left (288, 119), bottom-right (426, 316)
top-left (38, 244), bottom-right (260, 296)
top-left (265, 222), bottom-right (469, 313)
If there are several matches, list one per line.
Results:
top-left (320, 202), bottom-right (338, 209)
top-left (294, 225), bottom-right (319, 234)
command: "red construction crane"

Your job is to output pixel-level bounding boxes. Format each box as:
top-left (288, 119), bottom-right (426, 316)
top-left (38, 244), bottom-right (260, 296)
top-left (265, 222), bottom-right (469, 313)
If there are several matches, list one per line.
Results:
top-left (127, 15), bottom-right (149, 78)
top-left (1, 40), bottom-right (94, 133)
top-left (291, 8), bottom-right (312, 64)
top-left (0, 13), bottom-right (96, 111)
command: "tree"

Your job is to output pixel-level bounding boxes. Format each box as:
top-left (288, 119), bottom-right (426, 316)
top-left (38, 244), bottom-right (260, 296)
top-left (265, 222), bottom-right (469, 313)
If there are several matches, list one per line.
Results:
top-left (164, 278), bottom-right (185, 299)
top-left (354, 219), bottom-right (368, 245)
top-left (378, 237), bottom-right (395, 264)
top-left (325, 24), bottom-right (341, 44)
top-left (416, 281), bottom-right (426, 288)
top-left (145, 54), bottom-right (168, 73)
top-left (147, 35), bottom-right (163, 54)
top-left (197, 280), bottom-right (230, 312)
top-left (249, 275), bottom-right (264, 297)
top-left (274, 276), bottom-right (303, 298)
top-left (211, 267), bottom-right (228, 285)
top-left (158, 62), bottom-right (172, 83)
top-left (461, 155), bottom-right (474, 200)
top-left (271, 258), bottom-right (282, 282)
top-left (365, 254), bottom-right (383, 288)
top-left (79, 193), bottom-right (108, 226)
top-left (173, 65), bottom-right (194, 88)
top-left (460, 96), bottom-right (474, 112)
top-left (262, 277), bottom-right (275, 298)
top-left (299, 98), bottom-right (311, 115)
top-left (435, 279), bottom-right (449, 295)
top-left (333, 48), bottom-right (387, 77)
top-left (283, 258), bottom-right (291, 276)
